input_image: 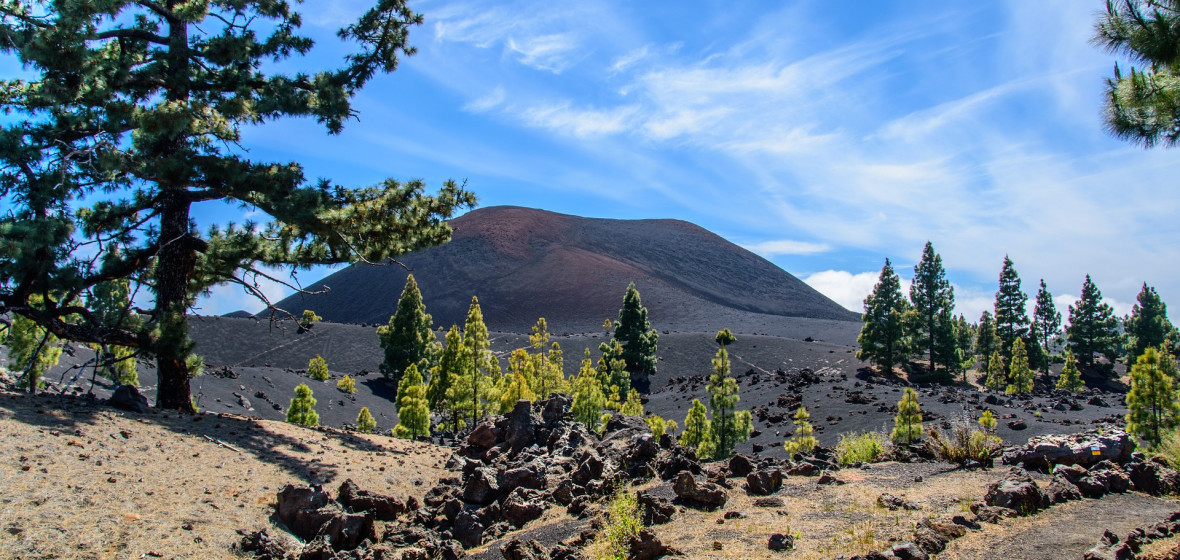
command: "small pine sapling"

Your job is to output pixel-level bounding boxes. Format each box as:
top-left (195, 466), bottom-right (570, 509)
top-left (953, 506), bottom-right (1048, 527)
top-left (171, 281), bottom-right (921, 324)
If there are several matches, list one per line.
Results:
top-left (979, 410), bottom-right (998, 432)
top-left (645, 415), bottom-right (667, 438)
top-left (680, 399), bottom-right (714, 459)
top-left (1005, 338), bottom-right (1034, 394)
top-left (620, 389), bottom-right (644, 416)
top-left (286, 383), bottom-right (319, 427)
top-left (890, 387), bottom-right (923, 444)
top-left (1126, 347), bottom-right (1180, 447)
top-left (985, 350), bottom-right (1006, 391)
top-left (572, 350), bottom-right (606, 431)
top-left (394, 364), bottom-right (431, 438)
top-left (300, 309), bottom-right (322, 330)
top-left (356, 407), bottom-right (377, 433)
top-left (1057, 349), bottom-right (1085, 392)
top-left (785, 407), bottom-right (818, 459)
top-left (337, 375), bottom-right (357, 394)
top-left (308, 355), bottom-right (330, 381)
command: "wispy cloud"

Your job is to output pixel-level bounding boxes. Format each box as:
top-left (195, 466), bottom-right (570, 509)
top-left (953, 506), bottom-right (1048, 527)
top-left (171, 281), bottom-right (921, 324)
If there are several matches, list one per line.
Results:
top-left (463, 86), bottom-right (506, 112)
top-left (517, 103), bottom-right (640, 138)
top-left (743, 239), bottom-right (831, 257)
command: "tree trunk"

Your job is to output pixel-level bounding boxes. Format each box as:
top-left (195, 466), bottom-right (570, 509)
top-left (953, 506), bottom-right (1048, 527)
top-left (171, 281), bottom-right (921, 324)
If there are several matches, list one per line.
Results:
top-left (154, 189), bottom-right (198, 410)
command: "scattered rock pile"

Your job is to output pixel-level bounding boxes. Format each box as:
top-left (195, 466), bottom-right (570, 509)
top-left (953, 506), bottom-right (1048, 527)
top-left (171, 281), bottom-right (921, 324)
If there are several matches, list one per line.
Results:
top-left (1084, 511), bottom-right (1180, 560)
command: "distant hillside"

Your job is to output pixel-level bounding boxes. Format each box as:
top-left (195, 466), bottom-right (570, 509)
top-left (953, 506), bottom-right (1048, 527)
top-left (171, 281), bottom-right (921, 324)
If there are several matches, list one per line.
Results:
top-left (270, 206), bottom-right (858, 334)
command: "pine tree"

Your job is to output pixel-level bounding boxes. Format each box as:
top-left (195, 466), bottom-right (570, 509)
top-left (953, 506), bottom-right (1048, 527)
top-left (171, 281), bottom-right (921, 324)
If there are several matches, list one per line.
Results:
top-left (0, 2), bottom-right (473, 410)
top-left (985, 350), bottom-right (1006, 391)
top-left (527, 318), bottom-right (567, 399)
top-left (619, 389), bottom-right (644, 416)
top-left (975, 311), bottom-right (998, 369)
top-left (611, 283), bottom-right (659, 378)
top-left (1005, 338), bottom-right (1034, 394)
top-left (7, 309), bottom-right (62, 393)
top-left (784, 407), bottom-right (818, 459)
top-left (394, 364), bottom-right (431, 439)
top-left (910, 242), bottom-right (955, 375)
top-left (337, 375), bottom-right (357, 394)
top-left (1033, 279), bottom-right (1062, 377)
top-left (356, 407), bottom-right (377, 433)
top-left (680, 399), bottom-right (714, 459)
top-left (87, 277), bottom-right (140, 386)
top-left (929, 309), bottom-right (959, 381)
top-left (1093, 1), bottom-right (1180, 148)
top-left (891, 387), bottom-right (924, 444)
top-left (379, 274), bottom-right (439, 389)
top-left (499, 349), bottom-right (538, 413)
top-left (715, 328), bottom-right (737, 347)
top-left (1067, 275), bottom-right (1121, 368)
top-left (300, 310), bottom-right (322, 331)
top-left (308, 355), bottom-right (330, 381)
top-left (1125, 347), bottom-right (1180, 447)
top-left (286, 384), bottom-right (319, 427)
top-left (429, 326), bottom-right (469, 429)
top-left (1126, 284), bottom-right (1177, 365)
top-left (979, 410), bottom-right (998, 432)
top-left (572, 350), bottom-right (607, 431)
top-left (857, 259), bottom-right (910, 374)
top-left (645, 415), bottom-right (668, 438)
top-left (994, 256), bottom-right (1029, 364)
top-left (706, 346), bottom-right (753, 459)
top-left (596, 338), bottom-right (629, 396)
top-left (449, 297), bottom-right (495, 428)
top-left (953, 314), bottom-right (977, 382)
top-left (1057, 349), bottom-right (1085, 392)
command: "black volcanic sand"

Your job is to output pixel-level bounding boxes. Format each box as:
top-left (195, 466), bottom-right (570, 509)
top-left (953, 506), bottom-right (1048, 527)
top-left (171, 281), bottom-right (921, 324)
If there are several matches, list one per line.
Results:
top-left (27, 316), bottom-right (1130, 461)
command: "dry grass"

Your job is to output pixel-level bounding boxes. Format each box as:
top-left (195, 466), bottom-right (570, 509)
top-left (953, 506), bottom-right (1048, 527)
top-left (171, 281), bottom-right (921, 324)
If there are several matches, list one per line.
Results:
top-left (0, 391), bottom-right (450, 560)
top-left (645, 463), bottom-right (1000, 559)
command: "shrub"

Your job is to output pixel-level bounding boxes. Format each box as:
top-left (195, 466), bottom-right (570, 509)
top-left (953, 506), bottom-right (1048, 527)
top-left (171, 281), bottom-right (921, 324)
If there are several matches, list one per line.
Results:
top-left (978, 410), bottom-right (997, 432)
top-left (645, 415), bottom-right (667, 438)
top-left (308, 355), bottom-right (329, 381)
top-left (300, 309), bottom-right (322, 330)
top-left (836, 431), bottom-right (889, 466)
top-left (925, 422), bottom-right (1001, 464)
top-left (337, 375), bottom-right (357, 394)
top-left (1153, 429), bottom-right (1180, 469)
top-left (356, 407), bottom-right (377, 433)
top-left (890, 387), bottom-right (923, 444)
top-left (588, 489), bottom-right (643, 560)
top-left (785, 407), bottom-right (817, 459)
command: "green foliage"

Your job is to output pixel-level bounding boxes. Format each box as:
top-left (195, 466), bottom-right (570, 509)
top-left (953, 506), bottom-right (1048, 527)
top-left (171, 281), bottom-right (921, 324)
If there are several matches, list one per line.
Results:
top-left (925, 424), bottom-right (1002, 465)
top-left (1067, 275), bottom-right (1121, 368)
top-left (953, 314), bottom-right (977, 381)
top-left (611, 283), bottom-right (659, 377)
top-left (307, 355), bottom-right (330, 381)
top-left (910, 242), bottom-right (955, 376)
top-left (979, 410), bottom-right (997, 432)
top-left (984, 350), bottom-right (1007, 391)
top-left (1033, 279), bottom-right (1062, 376)
top-left (1005, 338), bottom-right (1034, 395)
top-left (975, 311), bottom-right (998, 370)
top-left (394, 364), bottom-right (431, 438)
top-left (498, 351), bottom-right (537, 414)
top-left (428, 325), bottom-right (466, 416)
top-left (572, 350), bottom-right (607, 432)
top-left (1126, 284), bottom-right (1177, 365)
top-left (680, 399), bottom-right (714, 459)
top-left (528, 318), bottom-right (567, 399)
top-left (1057, 349), bottom-right (1086, 392)
top-left (0, 2), bottom-right (474, 410)
top-left (785, 407), bottom-right (818, 459)
top-left (1153, 429), bottom-right (1180, 470)
top-left (1126, 347), bottom-right (1180, 447)
top-left (7, 308), bottom-right (62, 392)
top-left (300, 310), bottom-right (322, 330)
top-left (993, 256), bottom-right (1029, 364)
top-left (356, 407), bottom-right (377, 433)
top-left (286, 384), bottom-right (319, 427)
top-left (337, 375), bottom-right (357, 394)
top-left (645, 415), bottom-right (669, 438)
top-left (858, 259), bottom-right (910, 374)
top-left (442, 298), bottom-right (499, 429)
top-left (87, 278), bottom-right (140, 386)
top-left (379, 275), bottom-right (439, 389)
top-left (588, 489), bottom-right (643, 560)
top-left (707, 346), bottom-right (752, 459)
top-left (596, 338), bottom-right (630, 396)
top-left (891, 387), bottom-right (923, 444)
top-left (619, 389), bottom-right (644, 416)
top-left (1093, 0), bottom-right (1180, 148)
top-left (835, 431), bottom-right (889, 466)
top-left (715, 328), bottom-right (737, 347)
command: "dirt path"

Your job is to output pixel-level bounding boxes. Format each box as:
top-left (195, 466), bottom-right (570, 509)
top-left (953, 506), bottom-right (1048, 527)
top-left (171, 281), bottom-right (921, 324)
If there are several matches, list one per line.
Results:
top-left (943, 493), bottom-right (1179, 560)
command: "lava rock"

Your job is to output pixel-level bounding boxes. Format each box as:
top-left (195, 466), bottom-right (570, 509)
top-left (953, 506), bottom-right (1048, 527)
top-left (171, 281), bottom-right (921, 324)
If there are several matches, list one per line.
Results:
top-left (673, 471), bottom-right (728, 509)
top-left (728, 454), bottom-right (755, 477)
top-left (107, 385), bottom-right (151, 413)
top-left (627, 528), bottom-right (682, 560)
top-left (500, 537), bottom-right (549, 560)
top-left (637, 491), bottom-right (676, 525)
top-left (745, 468), bottom-right (783, 496)
top-left (768, 532), bottom-right (795, 551)
top-left (337, 479), bottom-right (404, 521)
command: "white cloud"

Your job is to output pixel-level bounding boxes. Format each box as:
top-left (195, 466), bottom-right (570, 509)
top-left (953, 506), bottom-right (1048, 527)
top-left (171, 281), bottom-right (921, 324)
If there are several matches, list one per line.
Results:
top-left (517, 103), bottom-right (640, 138)
top-left (804, 270), bottom-right (913, 313)
top-left (743, 239), bottom-right (830, 257)
top-left (506, 33), bottom-right (578, 73)
top-left (610, 45), bottom-right (651, 73)
top-left (195, 268), bottom-right (301, 317)
top-left (463, 86), bottom-right (506, 112)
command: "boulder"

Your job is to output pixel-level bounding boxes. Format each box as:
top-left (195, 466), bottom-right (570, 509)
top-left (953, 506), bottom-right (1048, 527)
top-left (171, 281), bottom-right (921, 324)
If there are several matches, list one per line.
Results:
top-left (337, 479), bottom-right (404, 521)
top-left (786, 462), bottom-right (820, 477)
top-left (817, 471), bottom-right (845, 485)
top-left (1083, 529), bottom-right (1136, 560)
top-left (673, 471), bottom-right (728, 509)
top-left (877, 493), bottom-right (920, 511)
top-left (452, 509), bottom-right (485, 548)
top-left (1129, 461), bottom-right (1180, 495)
top-left (275, 485), bottom-right (334, 541)
top-left (1045, 475), bottom-right (1082, 504)
top-left (505, 400), bottom-right (536, 451)
top-left (468, 422), bottom-right (499, 449)
top-left (627, 528), bottom-right (682, 560)
top-left (107, 385), bottom-right (151, 413)
top-left (462, 467), bottom-right (501, 505)
top-left (983, 468), bottom-right (1044, 515)
top-left (728, 454), bottom-right (755, 477)
top-left (891, 542), bottom-right (929, 560)
top-left (637, 491), bottom-right (676, 525)
top-left (237, 529), bottom-right (287, 560)
top-left (541, 395), bottom-right (571, 424)
top-left (571, 453), bottom-right (604, 487)
top-left (501, 537), bottom-right (549, 560)
top-left (767, 533), bottom-right (795, 552)
top-left (744, 469), bottom-right (783, 496)
top-left (753, 497), bottom-right (785, 508)
top-left (501, 462), bottom-right (547, 493)
top-left (1001, 429), bottom-right (1134, 470)
top-left (502, 488), bottom-right (546, 528)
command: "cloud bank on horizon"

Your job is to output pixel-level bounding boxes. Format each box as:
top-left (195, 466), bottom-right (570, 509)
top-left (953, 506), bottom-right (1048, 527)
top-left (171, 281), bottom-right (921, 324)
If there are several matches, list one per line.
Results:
top-left (202, 0), bottom-right (1177, 326)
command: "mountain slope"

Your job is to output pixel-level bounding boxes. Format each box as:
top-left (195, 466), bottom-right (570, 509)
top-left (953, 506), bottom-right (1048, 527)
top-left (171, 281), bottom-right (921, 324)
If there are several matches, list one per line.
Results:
top-left (271, 206), bottom-right (857, 333)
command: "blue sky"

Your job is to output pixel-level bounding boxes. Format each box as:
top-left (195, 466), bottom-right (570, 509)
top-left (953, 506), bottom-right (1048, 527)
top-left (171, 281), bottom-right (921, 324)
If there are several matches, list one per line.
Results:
top-left (196, 0), bottom-right (1179, 324)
